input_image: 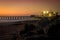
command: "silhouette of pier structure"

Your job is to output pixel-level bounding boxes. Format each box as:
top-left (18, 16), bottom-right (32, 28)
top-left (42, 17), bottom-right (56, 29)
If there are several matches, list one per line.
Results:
top-left (0, 16), bottom-right (40, 40)
top-left (0, 16), bottom-right (40, 23)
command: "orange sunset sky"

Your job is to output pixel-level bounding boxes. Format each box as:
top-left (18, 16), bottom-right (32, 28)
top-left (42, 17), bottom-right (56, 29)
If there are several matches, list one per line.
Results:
top-left (0, 0), bottom-right (60, 16)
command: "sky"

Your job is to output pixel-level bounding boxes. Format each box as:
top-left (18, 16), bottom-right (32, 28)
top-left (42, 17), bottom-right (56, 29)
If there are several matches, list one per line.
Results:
top-left (0, 0), bottom-right (60, 16)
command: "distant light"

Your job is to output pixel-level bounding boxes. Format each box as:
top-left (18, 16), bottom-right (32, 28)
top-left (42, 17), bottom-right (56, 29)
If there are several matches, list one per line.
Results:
top-left (53, 12), bottom-right (56, 14)
top-left (43, 11), bottom-right (46, 14)
top-left (46, 11), bottom-right (49, 13)
top-left (48, 13), bottom-right (52, 17)
top-left (43, 11), bottom-right (49, 14)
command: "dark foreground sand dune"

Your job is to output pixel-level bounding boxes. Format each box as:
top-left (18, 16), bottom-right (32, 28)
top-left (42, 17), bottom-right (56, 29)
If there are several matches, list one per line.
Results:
top-left (0, 23), bottom-right (25, 40)
top-left (0, 17), bottom-right (60, 40)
